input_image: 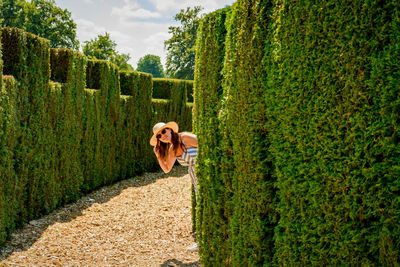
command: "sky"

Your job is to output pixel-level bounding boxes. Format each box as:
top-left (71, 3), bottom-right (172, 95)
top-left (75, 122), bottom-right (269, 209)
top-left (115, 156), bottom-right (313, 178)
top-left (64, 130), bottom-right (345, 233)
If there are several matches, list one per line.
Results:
top-left (53, 0), bottom-right (236, 69)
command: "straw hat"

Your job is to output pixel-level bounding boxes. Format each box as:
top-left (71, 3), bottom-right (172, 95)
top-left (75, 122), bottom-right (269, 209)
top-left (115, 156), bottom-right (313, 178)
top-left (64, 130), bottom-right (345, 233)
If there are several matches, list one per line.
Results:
top-left (150, 121), bottom-right (179, 146)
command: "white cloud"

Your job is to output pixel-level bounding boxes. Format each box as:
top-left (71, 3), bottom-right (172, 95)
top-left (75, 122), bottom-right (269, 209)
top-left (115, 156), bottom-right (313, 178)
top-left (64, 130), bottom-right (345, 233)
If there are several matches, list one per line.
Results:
top-left (75, 18), bottom-right (107, 41)
top-left (111, 0), bottom-right (162, 20)
top-left (82, 0), bottom-right (94, 4)
top-left (144, 32), bottom-right (170, 45)
top-left (112, 7), bottom-right (162, 19)
top-left (112, 21), bottom-right (175, 67)
top-left (142, 31), bottom-right (171, 59)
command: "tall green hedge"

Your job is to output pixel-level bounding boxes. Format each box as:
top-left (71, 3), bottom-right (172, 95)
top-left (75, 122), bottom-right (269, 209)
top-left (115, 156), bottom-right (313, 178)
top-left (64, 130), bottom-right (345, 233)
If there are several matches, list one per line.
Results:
top-left (119, 70), bottom-right (155, 175)
top-left (223, 1), bottom-right (277, 265)
top-left (195, 2), bottom-right (277, 265)
top-left (0, 27), bottom-right (193, 247)
top-left (50, 48), bottom-right (86, 203)
top-left (85, 60), bottom-right (121, 188)
top-left (152, 78), bottom-right (193, 132)
top-left (193, 7), bottom-right (232, 266)
top-left (152, 78), bottom-right (172, 99)
top-left (1, 27), bottom-right (52, 222)
top-left (0, 75), bottom-right (17, 246)
top-left (153, 78), bottom-right (194, 102)
top-left (194, 0), bottom-right (400, 266)
top-left (267, 1), bottom-right (400, 265)
top-left (0, 27), bottom-right (2, 86)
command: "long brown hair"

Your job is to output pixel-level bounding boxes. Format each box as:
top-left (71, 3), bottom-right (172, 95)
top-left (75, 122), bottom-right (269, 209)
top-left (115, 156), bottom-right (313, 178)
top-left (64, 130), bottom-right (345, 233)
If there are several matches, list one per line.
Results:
top-left (156, 129), bottom-right (184, 160)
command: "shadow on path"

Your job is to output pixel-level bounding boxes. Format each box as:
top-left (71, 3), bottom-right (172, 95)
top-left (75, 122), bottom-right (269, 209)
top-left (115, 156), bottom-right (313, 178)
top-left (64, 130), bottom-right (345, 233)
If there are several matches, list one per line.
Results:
top-left (0, 166), bottom-right (187, 261)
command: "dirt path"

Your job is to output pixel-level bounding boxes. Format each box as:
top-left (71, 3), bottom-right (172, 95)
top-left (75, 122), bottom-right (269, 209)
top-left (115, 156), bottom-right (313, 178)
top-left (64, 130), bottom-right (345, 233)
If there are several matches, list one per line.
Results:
top-left (0, 166), bottom-right (199, 266)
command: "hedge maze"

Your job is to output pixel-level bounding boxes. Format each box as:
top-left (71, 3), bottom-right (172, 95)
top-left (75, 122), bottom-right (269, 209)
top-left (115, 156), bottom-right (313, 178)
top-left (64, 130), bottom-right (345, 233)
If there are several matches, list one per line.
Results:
top-left (0, 27), bottom-right (193, 246)
top-left (194, 0), bottom-right (400, 266)
top-left (1, 0), bottom-right (399, 265)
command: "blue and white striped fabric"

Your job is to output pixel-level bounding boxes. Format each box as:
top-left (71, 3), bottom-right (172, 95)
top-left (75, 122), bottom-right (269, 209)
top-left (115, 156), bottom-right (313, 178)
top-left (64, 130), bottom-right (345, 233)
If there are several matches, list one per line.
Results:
top-left (176, 147), bottom-right (197, 167)
top-left (176, 142), bottom-right (198, 198)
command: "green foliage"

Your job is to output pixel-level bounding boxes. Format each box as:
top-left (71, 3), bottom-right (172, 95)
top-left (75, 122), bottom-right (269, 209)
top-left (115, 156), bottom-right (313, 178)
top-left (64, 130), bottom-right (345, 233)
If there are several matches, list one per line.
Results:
top-left (153, 78), bottom-right (193, 103)
top-left (24, 0), bottom-right (79, 50)
top-left (1, 27), bottom-right (52, 225)
top-left (266, 1), bottom-right (400, 265)
top-left (119, 70), bottom-right (156, 173)
top-left (0, 0), bottom-right (25, 28)
top-left (193, 7), bottom-right (232, 266)
top-left (152, 78), bottom-right (170, 99)
top-left (186, 81), bottom-right (194, 103)
top-left (0, 27), bottom-right (2, 81)
top-left (222, 1), bottom-right (277, 265)
top-left (0, 75), bottom-right (18, 246)
top-left (152, 78), bottom-right (193, 132)
top-left (195, 0), bottom-right (400, 266)
top-left (137, 54), bottom-right (165, 78)
top-left (0, 0), bottom-right (79, 50)
top-left (50, 48), bottom-right (86, 203)
top-left (84, 60), bottom-right (121, 188)
top-left (83, 32), bottom-right (134, 71)
top-left (164, 6), bottom-right (203, 80)
top-left (83, 32), bottom-right (117, 61)
top-left (111, 53), bottom-right (134, 71)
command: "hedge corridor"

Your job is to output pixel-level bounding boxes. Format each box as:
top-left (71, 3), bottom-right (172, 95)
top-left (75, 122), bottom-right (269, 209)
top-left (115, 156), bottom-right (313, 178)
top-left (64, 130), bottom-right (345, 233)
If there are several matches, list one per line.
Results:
top-left (194, 0), bottom-right (400, 266)
top-left (0, 27), bottom-right (193, 247)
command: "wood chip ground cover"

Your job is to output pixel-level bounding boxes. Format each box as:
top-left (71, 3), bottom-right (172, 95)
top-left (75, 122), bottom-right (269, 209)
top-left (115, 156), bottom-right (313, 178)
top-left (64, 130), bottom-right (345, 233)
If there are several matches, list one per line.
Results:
top-left (0, 166), bottom-right (199, 266)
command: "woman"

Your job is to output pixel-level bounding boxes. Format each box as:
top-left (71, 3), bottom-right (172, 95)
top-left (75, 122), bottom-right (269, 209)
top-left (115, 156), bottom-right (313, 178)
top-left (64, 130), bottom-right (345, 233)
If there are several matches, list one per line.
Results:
top-left (150, 121), bottom-right (199, 251)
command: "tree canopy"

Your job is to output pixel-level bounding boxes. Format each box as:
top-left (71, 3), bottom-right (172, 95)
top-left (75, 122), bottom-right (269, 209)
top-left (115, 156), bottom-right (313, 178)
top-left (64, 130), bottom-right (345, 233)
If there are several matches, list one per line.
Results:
top-left (164, 6), bottom-right (203, 80)
top-left (136, 54), bottom-right (165, 78)
top-left (0, 0), bottom-right (80, 50)
top-left (83, 32), bottom-right (134, 71)
top-left (83, 33), bottom-right (117, 61)
top-left (111, 53), bottom-right (134, 71)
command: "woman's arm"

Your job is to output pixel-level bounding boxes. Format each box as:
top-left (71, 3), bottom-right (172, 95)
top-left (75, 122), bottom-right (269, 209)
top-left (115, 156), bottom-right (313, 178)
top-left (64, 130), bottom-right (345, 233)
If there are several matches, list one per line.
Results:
top-left (180, 132), bottom-right (198, 147)
top-left (154, 145), bottom-right (176, 173)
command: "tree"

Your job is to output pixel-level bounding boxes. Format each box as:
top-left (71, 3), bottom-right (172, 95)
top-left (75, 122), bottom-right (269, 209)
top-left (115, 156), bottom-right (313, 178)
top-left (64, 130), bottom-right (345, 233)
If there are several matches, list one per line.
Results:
top-left (136, 54), bottom-right (165, 78)
top-left (83, 32), bottom-right (134, 71)
top-left (110, 53), bottom-right (134, 71)
top-left (0, 0), bottom-right (25, 28)
top-left (0, 0), bottom-right (80, 50)
top-left (164, 6), bottom-right (203, 80)
top-left (83, 32), bottom-right (117, 60)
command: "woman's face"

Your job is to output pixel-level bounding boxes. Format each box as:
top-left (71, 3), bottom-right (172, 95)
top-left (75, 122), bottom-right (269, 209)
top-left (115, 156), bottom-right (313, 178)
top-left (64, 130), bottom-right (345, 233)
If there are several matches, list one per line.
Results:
top-left (157, 128), bottom-right (172, 143)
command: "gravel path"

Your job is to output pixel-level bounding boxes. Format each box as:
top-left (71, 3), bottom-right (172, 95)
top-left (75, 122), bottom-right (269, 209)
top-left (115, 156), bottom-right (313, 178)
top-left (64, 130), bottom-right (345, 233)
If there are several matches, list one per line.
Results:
top-left (0, 166), bottom-right (199, 266)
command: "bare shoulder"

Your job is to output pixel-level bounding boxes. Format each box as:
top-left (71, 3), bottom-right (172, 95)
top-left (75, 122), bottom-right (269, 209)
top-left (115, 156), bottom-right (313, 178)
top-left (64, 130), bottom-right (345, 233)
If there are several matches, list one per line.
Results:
top-left (180, 132), bottom-right (197, 139)
top-left (179, 132), bottom-right (198, 147)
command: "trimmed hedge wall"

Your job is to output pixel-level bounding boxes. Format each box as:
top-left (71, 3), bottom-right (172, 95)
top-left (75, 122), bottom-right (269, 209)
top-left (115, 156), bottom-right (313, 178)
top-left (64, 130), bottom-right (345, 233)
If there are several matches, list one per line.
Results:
top-left (0, 27), bottom-right (193, 247)
top-left (0, 75), bottom-right (18, 245)
top-left (50, 48), bottom-right (86, 203)
top-left (0, 28), bottom-right (2, 85)
top-left (194, 0), bottom-right (400, 266)
top-left (119, 70), bottom-right (155, 175)
top-left (1, 27), bottom-right (52, 224)
top-left (193, 7), bottom-right (232, 266)
top-left (267, 1), bottom-right (400, 265)
top-left (153, 78), bottom-right (194, 103)
top-left (152, 78), bottom-right (193, 132)
top-left (224, 2), bottom-right (277, 265)
top-left (85, 60), bottom-right (121, 188)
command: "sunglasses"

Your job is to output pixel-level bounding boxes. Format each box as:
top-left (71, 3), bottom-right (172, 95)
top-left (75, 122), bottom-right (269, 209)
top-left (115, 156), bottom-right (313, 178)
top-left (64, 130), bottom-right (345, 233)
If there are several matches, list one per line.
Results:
top-left (157, 128), bottom-right (170, 139)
